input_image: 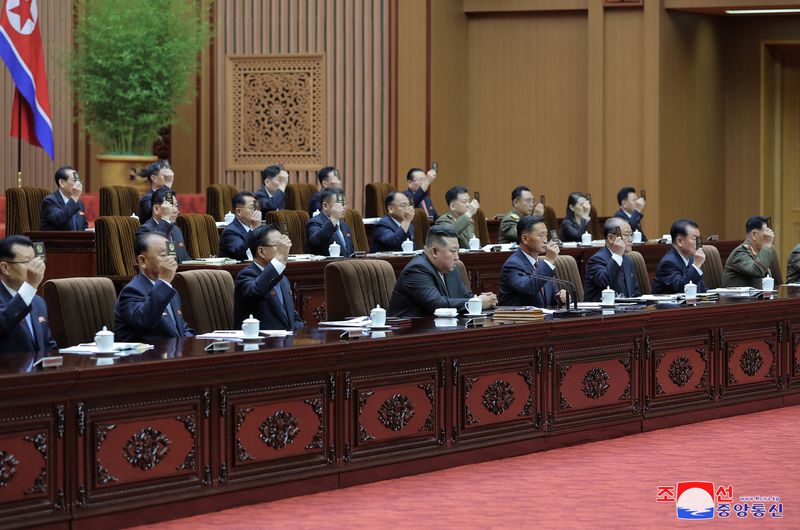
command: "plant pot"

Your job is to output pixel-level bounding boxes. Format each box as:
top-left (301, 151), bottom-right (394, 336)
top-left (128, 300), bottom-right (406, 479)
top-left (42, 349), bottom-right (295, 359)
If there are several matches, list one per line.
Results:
top-left (96, 154), bottom-right (158, 195)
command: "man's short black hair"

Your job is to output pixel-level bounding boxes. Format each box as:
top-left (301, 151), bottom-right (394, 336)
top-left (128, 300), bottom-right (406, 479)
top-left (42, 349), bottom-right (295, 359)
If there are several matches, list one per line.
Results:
top-left (603, 217), bottom-right (628, 238)
top-left (445, 186), bottom-right (468, 206)
top-left (317, 166), bottom-right (337, 185)
top-left (247, 224), bottom-right (280, 257)
top-left (617, 186), bottom-right (636, 206)
top-left (135, 232), bottom-right (167, 257)
top-left (0, 235), bottom-right (33, 261)
top-left (670, 218), bottom-right (699, 241)
top-left (233, 191), bottom-right (256, 210)
top-left (151, 187), bottom-right (174, 213)
top-left (425, 225), bottom-right (457, 248)
top-left (261, 165), bottom-right (281, 184)
top-left (384, 191), bottom-right (404, 209)
top-left (746, 216), bottom-right (770, 234)
top-left (511, 186), bottom-right (531, 202)
top-left (141, 160), bottom-right (169, 183)
top-left (54, 166), bottom-right (75, 187)
top-left (516, 215), bottom-right (546, 242)
top-left (320, 187), bottom-right (344, 206)
top-left (406, 167), bottom-right (424, 181)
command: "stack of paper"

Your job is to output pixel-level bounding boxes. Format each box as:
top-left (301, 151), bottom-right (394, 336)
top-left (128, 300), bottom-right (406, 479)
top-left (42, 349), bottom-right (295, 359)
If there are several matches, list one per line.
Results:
top-left (196, 330), bottom-right (293, 341)
top-left (59, 343), bottom-right (153, 355)
top-left (707, 287), bottom-right (758, 298)
top-left (492, 307), bottom-right (545, 321)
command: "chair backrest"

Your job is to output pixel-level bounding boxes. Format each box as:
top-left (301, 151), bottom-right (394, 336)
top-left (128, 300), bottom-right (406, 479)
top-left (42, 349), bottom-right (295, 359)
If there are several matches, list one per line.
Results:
top-left (266, 210), bottom-right (310, 254)
top-left (588, 205), bottom-right (602, 239)
top-left (626, 250), bottom-right (651, 294)
top-left (43, 277), bottom-right (117, 347)
top-left (364, 182), bottom-right (397, 218)
top-left (173, 269), bottom-right (235, 334)
top-left (411, 208), bottom-right (430, 250)
top-left (770, 247), bottom-right (783, 285)
top-left (100, 186), bottom-right (140, 216)
top-left (551, 254), bottom-right (584, 302)
top-left (95, 216), bottom-right (140, 277)
top-left (286, 183), bottom-right (317, 211)
top-left (700, 244), bottom-right (723, 290)
top-left (5, 186), bottom-right (49, 235)
top-left (206, 184), bottom-right (225, 221)
top-left (474, 208), bottom-right (490, 246)
top-left (344, 208), bottom-right (369, 252)
top-left (176, 213), bottom-right (220, 258)
top-left (543, 205), bottom-right (558, 233)
top-left (455, 260), bottom-right (471, 291)
top-left (324, 260), bottom-right (396, 320)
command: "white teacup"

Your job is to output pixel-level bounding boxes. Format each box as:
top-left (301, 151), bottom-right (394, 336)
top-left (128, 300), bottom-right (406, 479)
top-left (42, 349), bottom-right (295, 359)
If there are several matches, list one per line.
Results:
top-left (242, 314), bottom-right (260, 338)
top-left (601, 286), bottom-right (615, 305)
top-left (684, 281), bottom-right (697, 300)
top-left (401, 239), bottom-right (414, 253)
top-left (328, 242), bottom-right (341, 257)
top-left (762, 276), bottom-right (774, 292)
top-left (464, 296), bottom-right (482, 315)
top-left (581, 232), bottom-right (592, 245)
top-left (370, 305), bottom-right (386, 327)
top-left (224, 211), bottom-right (235, 224)
top-left (662, 234), bottom-right (672, 244)
top-left (632, 230), bottom-right (642, 243)
top-left (469, 236), bottom-right (481, 250)
top-left (94, 326), bottom-right (114, 352)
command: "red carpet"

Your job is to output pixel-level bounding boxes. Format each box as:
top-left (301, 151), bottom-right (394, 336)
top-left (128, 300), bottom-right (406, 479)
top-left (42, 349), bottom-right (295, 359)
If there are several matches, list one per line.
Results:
top-left (133, 406), bottom-right (799, 529)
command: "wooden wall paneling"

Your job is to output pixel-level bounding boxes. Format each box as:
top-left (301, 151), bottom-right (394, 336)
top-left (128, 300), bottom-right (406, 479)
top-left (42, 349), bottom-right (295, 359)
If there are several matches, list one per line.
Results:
top-left (463, 0), bottom-right (589, 13)
top-left (587, 1), bottom-right (606, 217)
top-left (641, 1), bottom-right (660, 240)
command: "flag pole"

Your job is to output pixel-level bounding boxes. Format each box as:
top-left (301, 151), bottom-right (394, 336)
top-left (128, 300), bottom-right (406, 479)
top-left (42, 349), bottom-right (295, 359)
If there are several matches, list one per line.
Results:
top-left (16, 97), bottom-right (21, 187)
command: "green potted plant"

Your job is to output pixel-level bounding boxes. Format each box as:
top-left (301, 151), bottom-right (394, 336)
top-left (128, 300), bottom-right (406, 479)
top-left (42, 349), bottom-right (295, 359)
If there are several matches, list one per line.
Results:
top-left (69, 0), bottom-right (211, 190)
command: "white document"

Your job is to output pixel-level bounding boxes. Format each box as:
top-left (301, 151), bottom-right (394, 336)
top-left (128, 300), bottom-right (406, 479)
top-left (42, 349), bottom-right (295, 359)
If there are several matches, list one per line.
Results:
top-left (319, 316), bottom-right (371, 328)
top-left (59, 342), bottom-right (153, 355)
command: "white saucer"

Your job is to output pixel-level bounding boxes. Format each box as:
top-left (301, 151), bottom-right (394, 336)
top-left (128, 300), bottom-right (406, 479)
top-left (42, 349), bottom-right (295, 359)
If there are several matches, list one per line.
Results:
top-left (434, 308), bottom-right (458, 318)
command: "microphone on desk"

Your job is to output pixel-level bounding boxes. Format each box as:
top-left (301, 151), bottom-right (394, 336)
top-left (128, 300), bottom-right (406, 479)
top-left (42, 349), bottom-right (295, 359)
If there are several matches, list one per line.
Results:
top-left (521, 271), bottom-right (598, 318)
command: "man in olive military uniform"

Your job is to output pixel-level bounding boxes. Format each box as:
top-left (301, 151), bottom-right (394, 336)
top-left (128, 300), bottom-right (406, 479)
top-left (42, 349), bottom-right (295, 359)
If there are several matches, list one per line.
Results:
top-left (787, 243), bottom-right (800, 284)
top-left (498, 186), bottom-right (545, 244)
top-left (723, 215), bottom-right (776, 288)
top-left (435, 186), bottom-right (479, 249)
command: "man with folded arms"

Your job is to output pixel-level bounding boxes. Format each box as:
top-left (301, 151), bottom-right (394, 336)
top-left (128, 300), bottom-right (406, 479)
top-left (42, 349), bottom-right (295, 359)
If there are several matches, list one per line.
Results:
top-left (40, 166), bottom-right (87, 231)
top-left (723, 216), bottom-right (776, 288)
top-left (136, 187), bottom-right (191, 263)
top-left (306, 188), bottom-right (355, 256)
top-left (234, 225), bottom-right (304, 330)
top-left (584, 218), bottom-right (641, 302)
top-left (220, 192), bottom-right (262, 261)
top-left (404, 167), bottom-right (438, 220)
top-left (498, 215), bottom-right (566, 307)
top-left (139, 160), bottom-right (175, 223)
top-left (308, 166), bottom-right (342, 215)
top-left (435, 186), bottom-right (480, 249)
top-left (651, 219), bottom-right (707, 294)
top-left (388, 225), bottom-right (497, 317)
top-left (498, 186), bottom-right (544, 244)
top-left (114, 233), bottom-right (196, 342)
top-left (613, 187), bottom-right (646, 241)
top-left (0, 236), bottom-right (57, 354)
top-left (254, 164), bottom-right (288, 215)
top-left (371, 192), bottom-right (415, 253)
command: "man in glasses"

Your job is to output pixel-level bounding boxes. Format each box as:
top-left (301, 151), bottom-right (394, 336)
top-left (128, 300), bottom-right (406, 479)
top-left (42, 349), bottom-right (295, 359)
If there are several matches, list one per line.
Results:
top-left (220, 192), bottom-right (262, 261)
top-left (40, 166), bottom-right (87, 231)
top-left (139, 160), bottom-right (175, 223)
top-left (136, 187), bottom-right (191, 263)
top-left (0, 236), bottom-right (57, 354)
top-left (306, 188), bottom-right (355, 256)
top-left (371, 191), bottom-right (415, 253)
top-left (234, 225), bottom-right (304, 330)
top-left (652, 219), bottom-right (707, 294)
top-left (308, 166), bottom-right (343, 215)
top-left (584, 217), bottom-right (641, 302)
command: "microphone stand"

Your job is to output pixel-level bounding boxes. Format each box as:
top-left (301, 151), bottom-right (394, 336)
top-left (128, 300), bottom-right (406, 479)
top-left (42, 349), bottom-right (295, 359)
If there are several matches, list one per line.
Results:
top-left (523, 271), bottom-right (600, 318)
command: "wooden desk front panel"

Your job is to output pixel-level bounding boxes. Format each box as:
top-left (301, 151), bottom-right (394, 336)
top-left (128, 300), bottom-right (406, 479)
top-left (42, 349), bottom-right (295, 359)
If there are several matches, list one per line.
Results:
top-left (718, 323), bottom-right (783, 401)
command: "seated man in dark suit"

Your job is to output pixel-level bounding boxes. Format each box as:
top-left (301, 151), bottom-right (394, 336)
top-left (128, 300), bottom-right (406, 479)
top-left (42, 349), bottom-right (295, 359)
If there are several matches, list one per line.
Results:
top-left (652, 219), bottom-right (708, 294)
top-left (498, 215), bottom-right (566, 307)
top-left (234, 225), bottom-right (304, 330)
top-left (219, 192), bottom-right (262, 261)
top-left (114, 233), bottom-right (196, 342)
top-left (613, 186), bottom-right (646, 241)
top-left (40, 166), bottom-right (87, 231)
top-left (371, 191), bottom-right (415, 253)
top-left (308, 166), bottom-right (342, 215)
top-left (139, 160), bottom-right (175, 223)
top-left (136, 188), bottom-right (191, 263)
top-left (584, 217), bottom-right (641, 302)
top-left (306, 188), bottom-right (355, 256)
top-left (253, 164), bottom-right (288, 215)
top-left (723, 215), bottom-right (776, 288)
top-left (404, 167), bottom-right (438, 220)
top-left (0, 236), bottom-right (57, 354)
top-left (388, 226), bottom-right (497, 317)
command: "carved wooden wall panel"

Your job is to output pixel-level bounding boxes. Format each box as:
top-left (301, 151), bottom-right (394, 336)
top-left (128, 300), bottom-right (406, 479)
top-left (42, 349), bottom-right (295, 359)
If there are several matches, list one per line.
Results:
top-left (719, 324), bottom-right (783, 400)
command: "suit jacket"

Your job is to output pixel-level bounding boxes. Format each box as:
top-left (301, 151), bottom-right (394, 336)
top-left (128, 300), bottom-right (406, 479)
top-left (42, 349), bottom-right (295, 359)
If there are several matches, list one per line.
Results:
top-left (498, 249), bottom-right (558, 307)
top-left (434, 211), bottom-right (475, 249)
top-left (39, 190), bottom-right (87, 231)
top-left (0, 285), bottom-right (57, 354)
top-left (114, 273), bottom-right (196, 342)
top-left (254, 187), bottom-right (286, 214)
top-left (788, 244), bottom-right (800, 284)
top-left (404, 188), bottom-right (438, 220)
top-left (584, 246), bottom-right (641, 302)
top-left (651, 246), bottom-right (707, 294)
top-left (388, 253), bottom-right (474, 317)
top-left (219, 219), bottom-right (251, 261)
top-left (306, 214), bottom-right (355, 256)
top-left (136, 218), bottom-right (192, 263)
top-left (234, 262), bottom-right (304, 330)
top-left (613, 209), bottom-right (646, 241)
top-left (723, 243), bottom-right (775, 289)
top-left (139, 186), bottom-right (174, 224)
top-left (371, 215), bottom-right (414, 253)
top-left (559, 216), bottom-right (589, 243)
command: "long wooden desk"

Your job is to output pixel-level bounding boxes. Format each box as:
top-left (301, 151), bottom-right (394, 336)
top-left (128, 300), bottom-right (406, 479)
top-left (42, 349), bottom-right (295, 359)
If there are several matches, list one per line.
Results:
top-left (0, 294), bottom-right (799, 529)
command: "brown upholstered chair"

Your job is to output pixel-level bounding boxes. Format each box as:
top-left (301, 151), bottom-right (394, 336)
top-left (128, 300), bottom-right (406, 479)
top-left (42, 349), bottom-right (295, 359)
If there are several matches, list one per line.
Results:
top-left (700, 244), bottom-right (723, 290)
top-left (100, 186), bottom-right (140, 216)
top-left (5, 186), bottom-right (49, 235)
top-left (324, 259), bottom-right (396, 320)
top-left (474, 208), bottom-right (490, 246)
top-left (345, 208), bottom-right (369, 253)
top-left (411, 208), bottom-right (430, 250)
top-left (173, 270), bottom-right (235, 334)
top-left (266, 209), bottom-right (310, 254)
top-left (206, 184), bottom-right (239, 221)
top-left (43, 277), bottom-right (117, 347)
top-left (455, 260), bottom-right (471, 291)
top-left (286, 183), bottom-right (317, 211)
top-left (176, 213), bottom-right (220, 258)
top-left (626, 250), bottom-right (651, 295)
top-left (95, 216), bottom-right (140, 279)
top-left (364, 182), bottom-right (397, 218)
top-left (550, 254), bottom-right (584, 302)
top-left (588, 205), bottom-right (602, 240)
top-left (543, 205), bottom-right (558, 233)
top-left (770, 248), bottom-right (783, 285)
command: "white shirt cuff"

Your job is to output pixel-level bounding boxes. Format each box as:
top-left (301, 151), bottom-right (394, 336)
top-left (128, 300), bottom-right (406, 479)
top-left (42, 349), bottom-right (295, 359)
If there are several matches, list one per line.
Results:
top-left (271, 258), bottom-right (286, 275)
top-left (543, 260), bottom-right (556, 270)
top-left (611, 253), bottom-right (623, 266)
top-left (693, 264), bottom-right (703, 275)
top-left (18, 282), bottom-right (36, 305)
top-left (158, 279), bottom-right (173, 289)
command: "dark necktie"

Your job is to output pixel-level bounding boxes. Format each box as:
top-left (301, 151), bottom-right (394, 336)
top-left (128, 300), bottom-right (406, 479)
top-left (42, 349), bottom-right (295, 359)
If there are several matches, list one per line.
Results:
top-left (70, 212), bottom-right (78, 231)
top-left (165, 300), bottom-right (180, 335)
top-left (274, 282), bottom-right (290, 324)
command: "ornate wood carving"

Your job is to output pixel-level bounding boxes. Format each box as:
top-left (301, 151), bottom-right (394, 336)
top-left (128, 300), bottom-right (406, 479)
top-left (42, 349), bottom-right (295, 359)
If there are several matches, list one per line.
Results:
top-left (311, 303), bottom-right (327, 323)
top-left (203, 387), bottom-right (211, 418)
top-left (259, 411), bottom-right (300, 450)
top-left (176, 415), bottom-right (198, 471)
top-left (482, 380), bottom-right (516, 415)
top-left (23, 432), bottom-right (48, 495)
top-left (77, 402), bottom-right (85, 436)
top-left (219, 386), bottom-right (228, 417)
top-left (418, 384), bottom-right (435, 433)
top-left (654, 351), bottom-right (665, 395)
top-left (0, 450), bottom-right (19, 487)
top-left (696, 347), bottom-right (710, 394)
top-left (95, 424), bottom-right (119, 484)
top-left (235, 407), bottom-right (255, 462)
top-left (581, 367), bottom-right (610, 400)
top-left (56, 405), bottom-right (65, 438)
top-left (464, 377), bottom-right (479, 425)
top-left (727, 346), bottom-right (737, 384)
top-left (377, 394), bottom-right (415, 431)
top-left (305, 398), bottom-right (325, 449)
top-left (518, 366), bottom-right (534, 418)
top-left (618, 356), bottom-right (631, 401)
top-left (559, 364), bottom-right (572, 410)
top-left (357, 390), bottom-right (375, 443)
top-left (668, 356), bottom-right (694, 387)
top-left (123, 428), bottom-right (171, 470)
top-left (739, 347), bottom-right (763, 377)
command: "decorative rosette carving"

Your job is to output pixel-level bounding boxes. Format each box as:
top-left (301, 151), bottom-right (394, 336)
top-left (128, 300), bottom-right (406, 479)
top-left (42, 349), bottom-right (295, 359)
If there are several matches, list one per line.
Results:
top-left (259, 411), bottom-right (301, 450)
top-left (740, 347), bottom-right (763, 377)
top-left (581, 367), bottom-right (610, 400)
top-left (377, 394), bottom-right (415, 431)
top-left (482, 380), bottom-right (516, 415)
top-left (123, 428), bottom-right (171, 471)
top-left (668, 356), bottom-right (694, 387)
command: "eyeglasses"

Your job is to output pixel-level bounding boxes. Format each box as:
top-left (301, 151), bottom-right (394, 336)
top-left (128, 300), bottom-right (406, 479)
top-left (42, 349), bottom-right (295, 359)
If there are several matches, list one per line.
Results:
top-left (2, 259), bottom-right (34, 265)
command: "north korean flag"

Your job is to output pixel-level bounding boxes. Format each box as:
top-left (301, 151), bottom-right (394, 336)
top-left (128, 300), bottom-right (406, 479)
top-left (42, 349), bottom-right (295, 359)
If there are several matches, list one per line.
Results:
top-left (0, 0), bottom-right (54, 159)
